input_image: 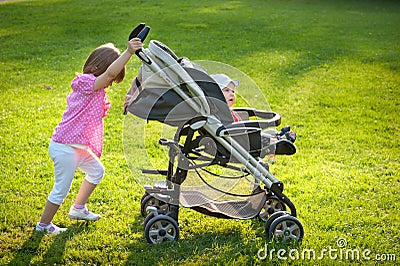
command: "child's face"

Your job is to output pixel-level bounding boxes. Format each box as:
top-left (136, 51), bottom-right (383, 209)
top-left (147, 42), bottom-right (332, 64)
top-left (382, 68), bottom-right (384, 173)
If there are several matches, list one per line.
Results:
top-left (222, 82), bottom-right (236, 107)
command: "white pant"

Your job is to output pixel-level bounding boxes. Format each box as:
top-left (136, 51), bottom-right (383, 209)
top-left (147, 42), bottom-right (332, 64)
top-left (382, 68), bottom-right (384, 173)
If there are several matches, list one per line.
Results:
top-left (47, 141), bottom-right (105, 205)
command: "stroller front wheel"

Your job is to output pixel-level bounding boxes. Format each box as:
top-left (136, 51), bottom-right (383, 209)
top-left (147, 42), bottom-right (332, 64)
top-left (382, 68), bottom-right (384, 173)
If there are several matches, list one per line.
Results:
top-left (144, 215), bottom-right (180, 244)
top-left (143, 210), bottom-right (167, 230)
top-left (264, 211), bottom-right (290, 234)
top-left (267, 215), bottom-right (304, 242)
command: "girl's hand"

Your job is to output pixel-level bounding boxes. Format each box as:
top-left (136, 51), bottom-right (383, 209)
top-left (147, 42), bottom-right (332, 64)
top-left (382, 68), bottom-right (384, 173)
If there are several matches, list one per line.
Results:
top-left (127, 38), bottom-right (143, 54)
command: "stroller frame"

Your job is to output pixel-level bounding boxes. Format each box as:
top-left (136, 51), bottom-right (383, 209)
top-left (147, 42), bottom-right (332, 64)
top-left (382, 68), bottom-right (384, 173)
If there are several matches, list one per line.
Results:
top-left (129, 37), bottom-right (304, 244)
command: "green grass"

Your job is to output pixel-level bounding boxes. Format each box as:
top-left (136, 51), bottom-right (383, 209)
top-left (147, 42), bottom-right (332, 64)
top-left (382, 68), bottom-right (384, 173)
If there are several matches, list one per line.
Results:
top-left (1, 0), bottom-right (399, 265)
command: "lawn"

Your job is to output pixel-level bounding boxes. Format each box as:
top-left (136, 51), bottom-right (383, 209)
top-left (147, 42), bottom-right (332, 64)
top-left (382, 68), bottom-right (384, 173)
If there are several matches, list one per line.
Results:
top-left (0, 0), bottom-right (399, 265)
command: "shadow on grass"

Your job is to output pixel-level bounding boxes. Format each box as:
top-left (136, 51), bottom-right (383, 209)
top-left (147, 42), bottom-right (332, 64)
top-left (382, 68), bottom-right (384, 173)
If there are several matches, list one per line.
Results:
top-left (8, 223), bottom-right (87, 265)
top-left (7, 231), bottom-right (44, 266)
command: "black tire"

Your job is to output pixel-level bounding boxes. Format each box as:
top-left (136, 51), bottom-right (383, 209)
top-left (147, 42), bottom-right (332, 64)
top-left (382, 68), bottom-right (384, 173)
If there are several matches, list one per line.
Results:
top-left (265, 211), bottom-right (290, 234)
top-left (258, 195), bottom-right (287, 222)
top-left (144, 215), bottom-right (179, 244)
top-left (268, 215), bottom-right (304, 242)
top-left (143, 210), bottom-right (167, 230)
top-left (140, 192), bottom-right (150, 203)
top-left (140, 194), bottom-right (169, 217)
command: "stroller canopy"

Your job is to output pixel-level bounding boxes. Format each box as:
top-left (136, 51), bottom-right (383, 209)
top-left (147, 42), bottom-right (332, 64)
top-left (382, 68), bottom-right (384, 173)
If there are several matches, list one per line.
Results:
top-left (126, 41), bottom-right (234, 126)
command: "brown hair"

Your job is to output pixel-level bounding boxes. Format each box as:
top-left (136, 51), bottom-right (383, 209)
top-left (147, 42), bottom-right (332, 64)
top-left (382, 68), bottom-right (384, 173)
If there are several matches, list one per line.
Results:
top-left (82, 43), bottom-right (125, 83)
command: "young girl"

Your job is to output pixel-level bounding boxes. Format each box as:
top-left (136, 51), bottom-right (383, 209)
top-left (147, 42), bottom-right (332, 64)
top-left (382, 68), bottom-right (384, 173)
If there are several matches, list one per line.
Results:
top-left (36, 38), bottom-right (143, 234)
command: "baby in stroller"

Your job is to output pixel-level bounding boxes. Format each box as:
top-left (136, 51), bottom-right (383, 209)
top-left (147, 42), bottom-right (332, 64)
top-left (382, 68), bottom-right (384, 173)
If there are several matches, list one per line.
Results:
top-left (123, 24), bottom-right (304, 244)
top-left (210, 73), bottom-right (297, 160)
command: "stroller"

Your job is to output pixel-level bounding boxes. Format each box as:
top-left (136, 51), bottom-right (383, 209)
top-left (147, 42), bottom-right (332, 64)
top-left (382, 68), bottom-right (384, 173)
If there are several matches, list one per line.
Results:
top-left (124, 25), bottom-right (304, 244)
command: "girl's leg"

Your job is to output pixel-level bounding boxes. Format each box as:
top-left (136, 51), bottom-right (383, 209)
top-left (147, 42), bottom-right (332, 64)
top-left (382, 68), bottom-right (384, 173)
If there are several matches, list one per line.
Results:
top-left (37, 142), bottom-right (78, 233)
top-left (36, 200), bottom-right (67, 234)
top-left (74, 179), bottom-right (97, 206)
top-left (68, 149), bottom-right (104, 220)
top-left (74, 149), bottom-right (104, 205)
top-left (44, 142), bottom-right (78, 215)
top-left (39, 200), bottom-right (60, 224)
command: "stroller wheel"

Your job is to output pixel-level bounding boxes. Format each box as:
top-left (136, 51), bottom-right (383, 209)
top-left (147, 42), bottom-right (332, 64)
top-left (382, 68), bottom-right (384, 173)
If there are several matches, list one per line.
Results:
top-left (265, 211), bottom-right (290, 234)
top-left (140, 192), bottom-right (150, 202)
top-left (144, 215), bottom-right (179, 244)
top-left (143, 210), bottom-right (167, 230)
top-left (140, 194), bottom-right (169, 217)
top-left (258, 195), bottom-right (287, 222)
top-left (267, 215), bottom-right (304, 242)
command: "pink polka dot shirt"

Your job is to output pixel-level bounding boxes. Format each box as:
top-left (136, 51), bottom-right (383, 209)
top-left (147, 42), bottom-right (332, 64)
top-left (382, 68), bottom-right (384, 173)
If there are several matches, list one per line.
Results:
top-left (52, 73), bottom-right (111, 157)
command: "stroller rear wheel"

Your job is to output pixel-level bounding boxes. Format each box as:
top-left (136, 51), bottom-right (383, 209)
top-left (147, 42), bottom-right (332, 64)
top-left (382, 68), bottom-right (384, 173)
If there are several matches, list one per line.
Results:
top-left (267, 215), bottom-right (304, 242)
top-left (140, 194), bottom-right (169, 217)
top-left (144, 215), bottom-right (180, 244)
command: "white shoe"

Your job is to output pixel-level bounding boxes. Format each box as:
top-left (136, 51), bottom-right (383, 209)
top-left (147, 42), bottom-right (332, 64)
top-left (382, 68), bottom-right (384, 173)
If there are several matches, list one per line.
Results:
top-left (68, 205), bottom-right (101, 221)
top-left (35, 222), bottom-right (67, 234)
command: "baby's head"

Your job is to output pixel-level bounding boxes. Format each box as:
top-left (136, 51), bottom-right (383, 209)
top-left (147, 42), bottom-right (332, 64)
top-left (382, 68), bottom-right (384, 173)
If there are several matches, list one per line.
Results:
top-left (210, 74), bottom-right (240, 107)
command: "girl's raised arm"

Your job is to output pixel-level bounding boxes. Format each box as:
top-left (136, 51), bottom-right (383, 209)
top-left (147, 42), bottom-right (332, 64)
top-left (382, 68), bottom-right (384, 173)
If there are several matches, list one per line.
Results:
top-left (94, 38), bottom-right (142, 91)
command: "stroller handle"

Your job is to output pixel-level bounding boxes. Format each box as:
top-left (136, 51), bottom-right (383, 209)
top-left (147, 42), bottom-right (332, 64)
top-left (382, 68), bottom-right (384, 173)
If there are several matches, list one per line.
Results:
top-left (128, 23), bottom-right (145, 41)
top-left (136, 26), bottom-right (150, 42)
top-left (132, 25), bottom-right (152, 65)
